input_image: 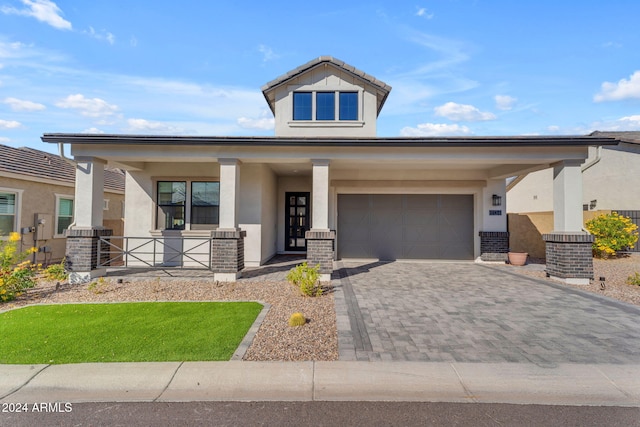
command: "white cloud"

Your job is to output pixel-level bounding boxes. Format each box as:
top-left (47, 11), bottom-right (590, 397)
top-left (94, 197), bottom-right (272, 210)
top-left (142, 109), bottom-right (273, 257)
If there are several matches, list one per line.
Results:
top-left (1, 0), bottom-right (72, 30)
top-left (0, 136), bottom-right (10, 142)
top-left (434, 102), bottom-right (496, 121)
top-left (400, 123), bottom-right (472, 136)
top-left (3, 97), bottom-right (46, 111)
top-left (0, 119), bottom-right (22, 129)
top-left (495, 95), bottom-right (517, 111)
top-left (82, 127), bottom-right (104, 134)
top-left (237, 116), bottom-right (274, 130)
top-left (126, 118), bottom-right (185, 134)
top-left (594, 71), bottom-right (640, 102)
top-left (85, 27), bottom-right (115, 45)
top-left (258, 44), bottom-right (279, 62)
top-left (415, 7), bottom-right (434, 19)
top-left (547, 125), bottom-right (561, 132)
top-left (55, 94), bottom-right (119, 118)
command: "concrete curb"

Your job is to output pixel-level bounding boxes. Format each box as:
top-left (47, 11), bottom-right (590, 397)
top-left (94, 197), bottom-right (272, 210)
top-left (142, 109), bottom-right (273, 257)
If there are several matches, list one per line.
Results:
top-left (2, 362), bottom-right (639, 406)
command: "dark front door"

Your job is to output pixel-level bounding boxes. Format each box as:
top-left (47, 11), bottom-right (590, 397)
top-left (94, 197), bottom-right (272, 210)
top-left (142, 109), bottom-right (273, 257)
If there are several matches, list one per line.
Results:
top-left (285, 192), bottom-right (310, 251)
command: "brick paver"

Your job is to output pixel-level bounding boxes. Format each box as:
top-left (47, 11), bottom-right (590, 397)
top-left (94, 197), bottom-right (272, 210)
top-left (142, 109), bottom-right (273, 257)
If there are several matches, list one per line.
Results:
top-left (333, 261), bottom-right (640, 364)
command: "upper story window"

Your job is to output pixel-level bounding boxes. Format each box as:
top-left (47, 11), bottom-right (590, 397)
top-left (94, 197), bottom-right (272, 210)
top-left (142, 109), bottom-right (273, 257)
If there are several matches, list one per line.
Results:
top-left (0, 192), bottom-right (17, 236)
top-left (293, 92), bottom-right (312, 120)
top-left (292, 91), bottom-right (359, 122)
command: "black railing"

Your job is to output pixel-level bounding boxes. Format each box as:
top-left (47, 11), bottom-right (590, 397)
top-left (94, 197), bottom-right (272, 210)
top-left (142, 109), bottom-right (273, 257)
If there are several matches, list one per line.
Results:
top-left (97, 236), bottom-right (212, 269)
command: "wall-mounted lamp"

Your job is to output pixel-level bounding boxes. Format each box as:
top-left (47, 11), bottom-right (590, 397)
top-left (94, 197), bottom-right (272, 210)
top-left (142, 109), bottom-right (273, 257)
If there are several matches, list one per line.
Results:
top-left (492, 194), bottom-right (502, 206)
top-left (590, 199), bottom-right (597, 210)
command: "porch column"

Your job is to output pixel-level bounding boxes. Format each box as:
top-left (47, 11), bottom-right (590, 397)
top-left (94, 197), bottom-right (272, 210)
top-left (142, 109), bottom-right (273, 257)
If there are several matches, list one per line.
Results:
top-left (65, 157), bottom-right (112, 284)
top-left (306, 159), bottom-right (334, 281)
top-left (211, 159), bottom-right (245, 282)
top-left (543, 160), bottom-right (594, 285)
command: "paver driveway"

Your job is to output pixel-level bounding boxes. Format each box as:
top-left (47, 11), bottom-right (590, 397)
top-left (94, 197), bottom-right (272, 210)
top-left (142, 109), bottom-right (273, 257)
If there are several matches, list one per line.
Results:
top-left (333, 261), bottom-right (640, 364)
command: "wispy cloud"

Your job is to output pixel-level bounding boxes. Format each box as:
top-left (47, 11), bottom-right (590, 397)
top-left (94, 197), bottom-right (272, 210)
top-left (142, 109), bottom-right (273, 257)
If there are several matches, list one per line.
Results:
top-left (434, 102), bottom-right (495, 121)
top-left (3, 97), bottom-right (46, 111)
top-left (55, 94), bottom-right (119, 118)
top-left (258, 44), bottom-right (279, 62)
top-left (495, 95), bottom-right (517, 111)
top-left (594, 71), bottom-right (640, 102)
top-left (126, 118), bottom-right (186, 134)
top-left (1, 0), bottom-right (72, 30)
top-left (415, 7), bottom-right (434, 19)
top-left (400, 122), bottom-right (472, 136)
top-left (0, 119), bottom-right (22, 129)
top-left (85, 27), bottom-right (115, 45)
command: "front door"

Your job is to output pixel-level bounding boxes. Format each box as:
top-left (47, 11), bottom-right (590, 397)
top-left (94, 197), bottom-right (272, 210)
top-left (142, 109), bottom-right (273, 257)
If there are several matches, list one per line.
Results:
top-left (285, 192), bottom-right (310, 251)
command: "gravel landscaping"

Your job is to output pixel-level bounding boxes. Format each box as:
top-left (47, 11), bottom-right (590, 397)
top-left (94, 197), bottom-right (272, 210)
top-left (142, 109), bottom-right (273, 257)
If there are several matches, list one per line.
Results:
top-left (0, 278), bottom-right (339, 362)
top-left (2, 254), bottom-right (638, 363)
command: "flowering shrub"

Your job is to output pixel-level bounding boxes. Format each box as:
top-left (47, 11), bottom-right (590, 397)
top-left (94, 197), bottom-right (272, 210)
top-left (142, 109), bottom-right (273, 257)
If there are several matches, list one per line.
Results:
top-left (585, 212), bottom-right (639, 258)
top-left (42, 261), bottom-right (68, 282)
top-left (0, 232), bottom-right (39, 302)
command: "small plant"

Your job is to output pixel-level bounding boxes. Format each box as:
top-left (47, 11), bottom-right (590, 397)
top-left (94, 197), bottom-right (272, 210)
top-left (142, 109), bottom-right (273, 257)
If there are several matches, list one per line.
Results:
top-left (286, 262), bottom-right (322, 297)
top-left (627, 272), bottom-right (640, 286)
top-left (288, 312), bottom-right (307, 327)
top-left (42, 261), bottom-right (68, 282)
top-left (88, 277), bottom-right (109, 294)
top-left (586, 212), bottom-right (639, 258)
top-left (0, 232), bottom-right (39, 302)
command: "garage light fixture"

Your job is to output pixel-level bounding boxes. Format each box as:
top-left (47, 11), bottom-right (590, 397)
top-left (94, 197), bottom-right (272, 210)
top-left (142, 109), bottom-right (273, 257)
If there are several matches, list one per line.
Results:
top-left (492, 194), bottom-right (502, 206)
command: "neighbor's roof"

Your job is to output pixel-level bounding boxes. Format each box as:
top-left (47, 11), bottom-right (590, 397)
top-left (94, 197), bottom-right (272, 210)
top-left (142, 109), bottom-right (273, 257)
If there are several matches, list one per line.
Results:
top-left (590, 131), bottom-right (640, 145)
top-left (261, 56), bottom-right (392, 116)
top-left (0, 144), bottom-right (125, 193)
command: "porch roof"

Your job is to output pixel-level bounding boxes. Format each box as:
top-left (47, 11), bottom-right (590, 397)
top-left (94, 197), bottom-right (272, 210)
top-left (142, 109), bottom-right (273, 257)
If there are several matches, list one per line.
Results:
top-left (41, 133), bottom-right (620, 148)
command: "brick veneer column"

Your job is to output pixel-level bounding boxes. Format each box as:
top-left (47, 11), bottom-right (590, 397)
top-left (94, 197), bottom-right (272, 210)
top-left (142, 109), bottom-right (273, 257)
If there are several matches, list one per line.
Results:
top-left (306, 230), bottom-right (335, 281)
top-left (543, 233), bottom-right (594, 285)
top-left (211, 229), bottom-right (245, 282)
top-left (479, 231), bottom-right (509, 261)
top-left (65, 228), bottom-right (113, 284)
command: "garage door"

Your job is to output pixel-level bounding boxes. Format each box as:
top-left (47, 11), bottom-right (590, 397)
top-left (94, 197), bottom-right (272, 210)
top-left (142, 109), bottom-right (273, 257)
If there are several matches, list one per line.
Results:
top-left (337, 194), bottom-right (474, 260)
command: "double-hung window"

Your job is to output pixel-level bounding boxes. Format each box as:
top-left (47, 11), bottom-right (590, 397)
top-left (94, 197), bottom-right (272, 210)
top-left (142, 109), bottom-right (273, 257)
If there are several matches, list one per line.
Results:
top-left (56, 196), bottom-right (74, 236)
top-left (156, 181), bottom-right (220, 231)
top-left (292, 91), bottom-right (359, 121)
top-left (0, 192), bottom-right (17, 236)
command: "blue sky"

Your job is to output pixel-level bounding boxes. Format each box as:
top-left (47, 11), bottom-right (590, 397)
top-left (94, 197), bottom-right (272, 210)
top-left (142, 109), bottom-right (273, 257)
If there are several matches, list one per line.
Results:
top-left (1, 0), bottom-right (639, 153)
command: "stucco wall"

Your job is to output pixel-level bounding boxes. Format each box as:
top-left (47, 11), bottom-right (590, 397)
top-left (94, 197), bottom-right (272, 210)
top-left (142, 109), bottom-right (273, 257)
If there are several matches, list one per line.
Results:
top-left (1, 175), bottom-right (123, 265)
top-left (508, 210), bottom-right (610, 258)
top-left (273, 67), bottom-right (378, 137)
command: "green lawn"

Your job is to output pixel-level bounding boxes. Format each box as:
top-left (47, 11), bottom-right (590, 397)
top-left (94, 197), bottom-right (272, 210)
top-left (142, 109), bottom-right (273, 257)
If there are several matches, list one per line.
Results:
top-left (0, 302), bottom-right (263, 364)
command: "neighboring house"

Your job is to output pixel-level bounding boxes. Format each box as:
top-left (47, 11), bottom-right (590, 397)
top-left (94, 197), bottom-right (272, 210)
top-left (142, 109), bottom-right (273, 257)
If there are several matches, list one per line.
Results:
top-left (41, 56), bottom-right (619, 284)
top-left (507, 131), bottom-right (640, 255)
top-left (0, 144), bottom-right (125, 265)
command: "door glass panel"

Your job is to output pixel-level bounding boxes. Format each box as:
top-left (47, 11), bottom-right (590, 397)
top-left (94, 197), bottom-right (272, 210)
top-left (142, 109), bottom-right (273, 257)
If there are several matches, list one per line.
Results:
top-left (298, 207), bottom-right (306, 217)
top-left (290, 207), bottom-right (296, 216)
top-left (290, 196), bottom-right (297, 205)
top-left (297, 238), bottom-right (306, 247)
top-left (297, 196), bottom-right (306, 205)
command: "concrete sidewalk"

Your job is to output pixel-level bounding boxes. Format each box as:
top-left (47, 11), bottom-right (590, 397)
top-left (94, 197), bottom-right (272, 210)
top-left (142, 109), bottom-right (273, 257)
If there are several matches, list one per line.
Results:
top-left (1, 362), bottom-right (639, 407)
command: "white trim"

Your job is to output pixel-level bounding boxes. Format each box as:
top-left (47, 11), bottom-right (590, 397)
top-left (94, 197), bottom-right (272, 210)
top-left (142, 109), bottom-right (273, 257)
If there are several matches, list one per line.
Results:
top-left (0, 186), bottom-right (24, 237)
top-left (54, 193), bottom-right (74, 238)
top-left (103, 199), bottom-right (110, 211)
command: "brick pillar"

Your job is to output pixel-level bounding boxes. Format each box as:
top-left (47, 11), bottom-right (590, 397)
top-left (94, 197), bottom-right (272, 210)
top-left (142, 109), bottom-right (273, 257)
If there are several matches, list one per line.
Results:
top-left (479, 231), bottom-right (509, 261)
top-left (211, 229), bottom-right (245, 282)
top-left (65, 228), bottom-right (113, 284)
top-left (306, 230), bottom-right (335, 282)
top-left (543, 233), bottom-right (594, 285)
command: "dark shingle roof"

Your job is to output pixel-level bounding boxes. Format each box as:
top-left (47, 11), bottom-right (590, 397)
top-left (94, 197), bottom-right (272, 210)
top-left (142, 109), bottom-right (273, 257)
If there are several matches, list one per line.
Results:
top-left (261, 56), bottom-right (392, 116)
top-left (0, 144), bottom-right (125, 193)
top-left (590, 131), bottom-right (640, 145)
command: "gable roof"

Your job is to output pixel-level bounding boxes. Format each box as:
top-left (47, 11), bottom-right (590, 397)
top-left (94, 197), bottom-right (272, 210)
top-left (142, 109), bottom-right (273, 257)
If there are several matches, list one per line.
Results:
top-left (261, 56), bottom-right (392, 116)
top-left (590, 131), bottom-right (640, 145)
top-left (0, 144), bottom-right (125, 193)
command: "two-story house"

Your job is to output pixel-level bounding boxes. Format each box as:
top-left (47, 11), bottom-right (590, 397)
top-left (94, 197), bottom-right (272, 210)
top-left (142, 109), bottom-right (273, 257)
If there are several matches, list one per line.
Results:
top-left (41, 56), bottom-right (618, 285)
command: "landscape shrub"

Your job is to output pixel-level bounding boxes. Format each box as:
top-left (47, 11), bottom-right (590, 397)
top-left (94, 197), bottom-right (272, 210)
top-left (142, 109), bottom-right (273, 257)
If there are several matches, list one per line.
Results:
top-left (0, 232), bottom-right (39, 302)
top-left (286, 262), bottom-right (322, 297)
top-left (627, 272), bottom-right (640, 286)
top-left (585, 212), bottom-right (639, 258)
top-left (42, 261), bottom-right (68, 282)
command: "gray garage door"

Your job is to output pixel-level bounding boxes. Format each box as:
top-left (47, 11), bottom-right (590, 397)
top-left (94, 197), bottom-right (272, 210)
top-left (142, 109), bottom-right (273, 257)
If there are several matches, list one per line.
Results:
top-left (337, 194), bottom-right (474, 260)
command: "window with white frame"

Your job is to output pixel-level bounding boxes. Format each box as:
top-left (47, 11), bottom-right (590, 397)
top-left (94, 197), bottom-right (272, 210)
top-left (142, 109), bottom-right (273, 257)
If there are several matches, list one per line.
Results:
top-left (55, 195), bottom-right (74, 236)
top-left (0, 191), bottom-right (17, 236)
top-left (292, 91), bottom-right (359, 121)
top-left (156, 181), bottom-right (220, 231)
